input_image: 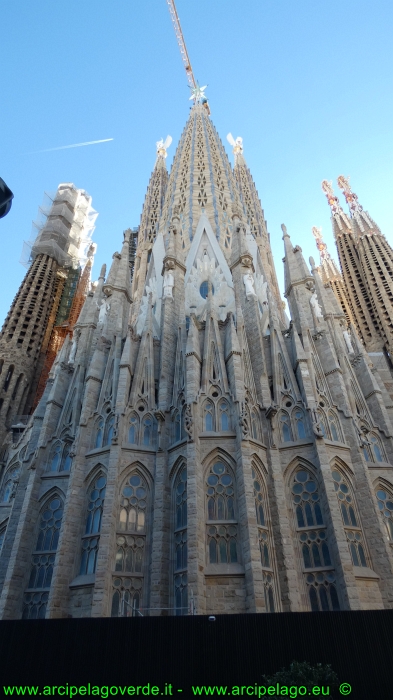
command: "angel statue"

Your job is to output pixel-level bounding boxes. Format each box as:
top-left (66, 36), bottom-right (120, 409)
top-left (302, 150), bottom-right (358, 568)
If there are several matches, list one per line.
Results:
top-left (310, 292), bottom-right (323, 320)
top-left (243, 272), bottom-right (257, 299)
top-left (156, 135), bottom-right (172, 159)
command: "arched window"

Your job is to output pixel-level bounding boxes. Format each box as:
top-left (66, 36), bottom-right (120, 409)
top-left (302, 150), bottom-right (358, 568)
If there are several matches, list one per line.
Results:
top-left (294, 410), bottom-right (306, 440)
top-left (112, 471), bottom-right (149, 617)
top-left (329, 414), bottom-right (339, 442)
top-left (206, 461), bottom-right (237, 564)
top-left (118, 473), bottom-right (147, 535)
top-left (95, 419), bottom-right (104, 449)
top-left (11, 373), bottom-right (23, 401)
top-left (61, 444), bottom-right (72, 472)
top-left (143, 416), bottom-right (152, 445)
top-left (219, 401), bottom-right (230, 431)
top-left (280, 413), bottom-right (292, 442)
top-left (252, 466), bottom-right (276, 611)
top-left (292, 468), bottom-right (340, 611)
top-left (128, 414), bottom-right (138, 444)
top-left (376, 488), bottom-right (393, 541)
top-left (174, 466), bottom-right (188, 615)
top-left (370, 436), bottom-right (383, 463)
top-left (1, 466), bottom-right (20, 503)
top-left (105, 416), bottom-right (115, 446)
top-left (204, 401), bottom-right (214, 432)
top-left (111, 578), bottom-right (142, 618)
top-left (251, 411), bottom-right (259, 440)
top-left (48, 444), bottom-right (61, 472)
top-left (22, 496), bottom-right (64, 619)
top-left (80, 474), bottom-right (107, 575)
top-left (332, 468), bottom-right (367, 568)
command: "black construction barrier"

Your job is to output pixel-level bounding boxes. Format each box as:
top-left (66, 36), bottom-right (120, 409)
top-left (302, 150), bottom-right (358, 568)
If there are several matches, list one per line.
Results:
top-left (0, 610), bottom-right (392, 698)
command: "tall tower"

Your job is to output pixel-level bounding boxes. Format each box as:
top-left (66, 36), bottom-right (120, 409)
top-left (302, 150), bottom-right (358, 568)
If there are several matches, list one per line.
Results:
top-left (1, 96), bottom-right (393, 621)
top-left (311, 226), bottom-right (355, 327)
top-left (0, 184), bottom-right (96, 446)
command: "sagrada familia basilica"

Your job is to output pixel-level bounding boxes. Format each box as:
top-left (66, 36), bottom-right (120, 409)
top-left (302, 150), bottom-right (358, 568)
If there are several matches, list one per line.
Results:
top-left (1, 90), bottom-right (393, 619)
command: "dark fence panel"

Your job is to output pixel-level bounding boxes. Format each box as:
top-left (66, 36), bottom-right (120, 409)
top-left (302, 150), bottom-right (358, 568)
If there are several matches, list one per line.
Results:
top-left (0, 610), bottom-right (392, 698)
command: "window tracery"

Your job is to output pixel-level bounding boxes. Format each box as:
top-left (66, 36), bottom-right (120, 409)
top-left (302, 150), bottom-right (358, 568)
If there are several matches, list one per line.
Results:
top-left (22, 495), bottom-right (64, 619)
top-left (80, 474), bottom-right (106, 575)
top-left (252, 467), bottom-right (276, 611)
top-left (376, 487), bottom-right (393, 541)
top-left (294, 410), bottom-right (307, 440)
top-left (332, 468), bottom-right (367, 567)
top-left (112, 472), bottom-right (149, 617)
top-left (291, 468), bottom-right (340, 611)
top-left (128, 414), bottom-right (139, 444)
top-left (206, 461), bottom-right (238, 565)
top-left (104, 415), bottom-right (115, 446)
top-left (279, 412), bottom-right (292, 442)
top-left (95, 418), bottom-right (104, 449)
top-left (174, 466), bottom-right (187, 615)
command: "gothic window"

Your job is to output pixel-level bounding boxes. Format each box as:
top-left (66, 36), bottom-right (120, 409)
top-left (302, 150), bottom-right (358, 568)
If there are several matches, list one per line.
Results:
top-left (332, 469), bottom-right (367, 567)
top-left (291, 468), bottom-right (339, 611)
top-left (204, 401), bottom-right (215, 431)
top-left (118, 473), bottom-right (147, 535)
top-left (111, 577), bottom-right (142, 617)
top-left (142, 416), bottom-right (153, 445)
top-left (22, 496), bottom-right (64, 619)
top-left (1, 466), bottom-right (19, 503)
top-left (48, 444), bottom-right (61, 472)
top-left (128, 414), bottom-right (139, 444)
top-left (61, 444), bottom-right (72, 472)
top-left (295, 410), bottom-right (306, 440)
top-left (370, 436), bottom-right (383, 463)
top-left (329, 414), bottom-right (339, 442)
top-left (11, 373), bottom-right (23, 401)
top-left (174, 466), bottom-right (188, 615)
top-left (252, 467), bottom-right (276, 611)
top-left (206, 461), bottom-right (238, 565)
top-left (219, 401), bottom-right (230, 431)
top-left (251, 411), bottom-right (259, 440)
top-left (280, 412), bottom-right (292, 442)
top-left (104, 416), bottom-right (115, 446)
top-left (80, 474), bottom-right (107, 575)
top-left (376, 488), bottom-right (393, 541)
top-left (95, 418), bottom-right (104, 449)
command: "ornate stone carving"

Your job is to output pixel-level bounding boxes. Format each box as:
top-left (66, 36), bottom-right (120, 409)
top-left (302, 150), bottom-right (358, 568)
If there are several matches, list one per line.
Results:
top-left (184, 404), bottom-right (193, 441)
top-left (243, 272), bottom-right (257, 299)
top-left (311, 408), bottom-right (324, 438)
top-left (239, 402), bottom-right (249, 439)
top-left (163, 261), bottom-right (175, 299)
top-left (68, 329), bottom-right (80, 365)
top-left (310, 292), bottom-right (323, 320)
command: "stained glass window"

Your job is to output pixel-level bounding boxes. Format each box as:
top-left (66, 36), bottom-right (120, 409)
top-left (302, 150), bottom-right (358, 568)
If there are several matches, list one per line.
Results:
top-left (206, 462), bottom-right (237, 565)
top-left (332, 469), bottom-right (367, 568)
top-left (80, 475), bottom-right (106, 575)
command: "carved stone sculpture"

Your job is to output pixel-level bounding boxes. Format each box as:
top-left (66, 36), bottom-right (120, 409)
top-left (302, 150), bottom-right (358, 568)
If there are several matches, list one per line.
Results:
top-left (243, 272), bottom-right (257, 299)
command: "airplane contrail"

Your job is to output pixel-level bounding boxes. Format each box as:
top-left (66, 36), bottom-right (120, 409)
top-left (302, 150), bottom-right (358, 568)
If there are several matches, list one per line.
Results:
top-left (26, 138), bottom-right (114, 154)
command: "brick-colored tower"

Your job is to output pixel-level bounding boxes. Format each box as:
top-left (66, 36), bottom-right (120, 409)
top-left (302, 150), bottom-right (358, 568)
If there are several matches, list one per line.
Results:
top-left (0, 184), bottom-right (97, 446)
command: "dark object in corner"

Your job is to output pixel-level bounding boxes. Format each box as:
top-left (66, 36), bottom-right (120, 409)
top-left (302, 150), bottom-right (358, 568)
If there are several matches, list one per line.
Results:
top-left (0, 178), bottom-right (14, 219)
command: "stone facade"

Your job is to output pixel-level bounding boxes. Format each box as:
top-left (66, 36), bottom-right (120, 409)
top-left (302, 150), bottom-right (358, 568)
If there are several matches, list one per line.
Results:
top-left (1, 104), bottom-right (393, 620)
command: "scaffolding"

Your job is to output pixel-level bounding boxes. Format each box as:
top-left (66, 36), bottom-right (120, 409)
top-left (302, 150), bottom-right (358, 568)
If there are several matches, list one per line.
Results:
top-left (20, 183), bottom-right (98, 270)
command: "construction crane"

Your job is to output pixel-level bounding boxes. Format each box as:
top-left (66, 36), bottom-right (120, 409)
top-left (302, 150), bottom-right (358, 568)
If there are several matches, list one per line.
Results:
top-left (166, 0), bottom-right (210, 114)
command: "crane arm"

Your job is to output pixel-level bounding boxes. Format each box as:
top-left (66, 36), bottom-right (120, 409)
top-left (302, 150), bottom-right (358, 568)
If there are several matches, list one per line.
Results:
top-left (166, 0), bottom-right (196, 91)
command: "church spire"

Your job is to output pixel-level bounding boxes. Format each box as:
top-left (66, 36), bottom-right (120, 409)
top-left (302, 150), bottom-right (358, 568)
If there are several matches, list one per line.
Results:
top-left (230, 134), bottom-right (282, 312)
top-left (311, 226), bottom-right (355, 327)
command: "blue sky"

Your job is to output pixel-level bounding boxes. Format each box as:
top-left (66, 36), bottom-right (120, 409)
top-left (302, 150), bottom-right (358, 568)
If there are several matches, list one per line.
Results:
top-left (1, 0), bottom-right (392, 324)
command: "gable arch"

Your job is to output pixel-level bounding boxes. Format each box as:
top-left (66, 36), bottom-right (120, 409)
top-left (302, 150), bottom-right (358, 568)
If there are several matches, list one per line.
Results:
top-left (329, 456), bottom-right (355, 478)
top-left (201, 447), bottom-right (236, 478)
top-left (84, 462), bottom-right (107, 486)
top-left (38, 484), bottom-right (67, 504)
top-left (283, 456), bottom-right (318, 484)
top-left (169, 455), bottom-right (187, 483)
top-left (118, 461), bottom-right (153, 491)
top-left (250, 453), bottom-right (268, 477)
